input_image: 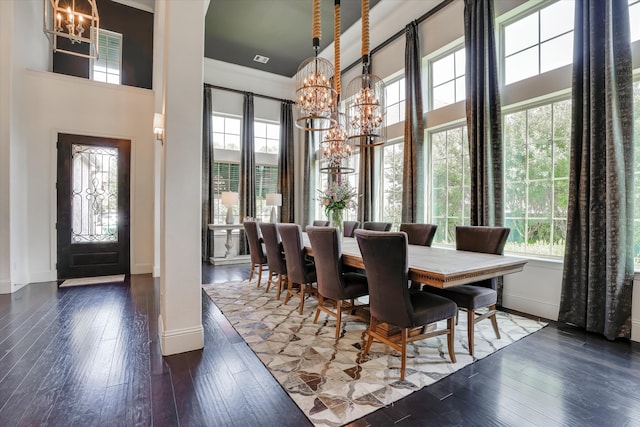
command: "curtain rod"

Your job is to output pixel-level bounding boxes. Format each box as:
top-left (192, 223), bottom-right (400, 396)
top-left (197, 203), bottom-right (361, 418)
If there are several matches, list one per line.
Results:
top-left (205, 83), bottom-right (292, 104)
top-left (342, 0), bottom-right (454, 75)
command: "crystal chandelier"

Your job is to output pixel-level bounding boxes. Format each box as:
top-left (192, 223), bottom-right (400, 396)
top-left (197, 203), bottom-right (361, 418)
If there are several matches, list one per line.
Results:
top-left (294, 0), bottom-right (337, 131)
top-left (320, 0), bottom-right (354, 175)
top-left (345, 0), bottom-right (386, 147)
top-left (43, 0), bottom-right (100, 59)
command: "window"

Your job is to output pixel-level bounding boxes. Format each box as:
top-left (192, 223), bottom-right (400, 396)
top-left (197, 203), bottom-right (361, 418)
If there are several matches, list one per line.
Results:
top-left (431, 47), bottom-right (465, 109)
top-left (255, 121), bottom-right (280, 154)
top-left (315, 154), bottom-right (359, 222)
top-left (430, 125), bottom-right (470, 245)
top-left (631, 0), bottom-right (640, 42)
top-left (503, 99), bottom-right (571, 256)
top-left (381, 142), bottom-right (403, 229)
top-left (91, 29), bottom-right (122, 85)
top-left (503, 1), bottom-right (575, 85)
top-left (212, 115), bottom-right (241, 150)
top-left (385, 78), bottom-right (406, 125)
top-left (255, 165), bottom-right (278, 222)
top-left (211, 162), bottom-right (240, 225)
top-left (634, 79), bottom-right (640, 264)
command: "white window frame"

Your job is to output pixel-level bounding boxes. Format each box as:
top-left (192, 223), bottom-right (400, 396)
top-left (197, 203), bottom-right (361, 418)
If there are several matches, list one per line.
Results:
top-left (90, 28), bottom-right (122, 85)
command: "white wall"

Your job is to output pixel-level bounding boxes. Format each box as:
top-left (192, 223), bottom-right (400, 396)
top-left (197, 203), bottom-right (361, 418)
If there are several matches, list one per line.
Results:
top-left (21, 71), bottom-right (155, 282)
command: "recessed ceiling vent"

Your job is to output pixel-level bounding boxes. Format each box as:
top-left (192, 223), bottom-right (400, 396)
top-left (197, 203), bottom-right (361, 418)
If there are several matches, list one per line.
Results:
top-left (253, 55), bottom-right (270, 64)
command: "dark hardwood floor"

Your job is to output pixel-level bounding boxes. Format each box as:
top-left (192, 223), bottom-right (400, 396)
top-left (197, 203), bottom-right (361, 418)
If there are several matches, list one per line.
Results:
top-left (0, 264), bottom-right (638, 426)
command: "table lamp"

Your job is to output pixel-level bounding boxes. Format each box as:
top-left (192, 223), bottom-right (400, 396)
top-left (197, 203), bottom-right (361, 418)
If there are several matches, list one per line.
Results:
top-left (266, 193), bottom-right (282, 223)
top-left (221, 191), bottom-right (239, 224)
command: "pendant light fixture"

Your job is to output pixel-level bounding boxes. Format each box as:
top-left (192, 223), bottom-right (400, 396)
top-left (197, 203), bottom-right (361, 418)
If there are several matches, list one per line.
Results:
top-left (294, 0), bottom-right (337, 131)
top-left (43, 0), bottom-right (100, 59)
top-left (320, 0), bottom-right (354, 175)
top-left (345, 0), bottom-right (386, 147)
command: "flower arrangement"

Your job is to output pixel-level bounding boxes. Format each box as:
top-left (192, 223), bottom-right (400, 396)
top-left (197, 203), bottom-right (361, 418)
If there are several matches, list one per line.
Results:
top-left (318, 181), bottom-right (357, 229)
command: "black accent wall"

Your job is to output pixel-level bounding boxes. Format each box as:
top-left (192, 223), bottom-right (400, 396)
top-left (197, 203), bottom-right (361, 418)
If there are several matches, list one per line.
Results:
top-left (53, 0), bottom-right (154, 89)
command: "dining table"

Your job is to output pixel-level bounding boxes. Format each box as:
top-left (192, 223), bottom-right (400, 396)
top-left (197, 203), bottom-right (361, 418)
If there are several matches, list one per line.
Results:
top-left (302, 234), bottom-right (527, 289)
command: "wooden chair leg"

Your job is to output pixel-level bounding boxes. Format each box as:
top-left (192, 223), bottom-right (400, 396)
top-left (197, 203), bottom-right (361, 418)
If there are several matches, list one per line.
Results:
top-left (256, 264), bottom-right (264, 288)
top-left (490, 304), bottom-right (501, 339)
top-left (249, 264), bottom-right (255, 281)
top-left (335, 300), bottom-right (342, 339)
top-left (447, 317), bottom-right (456, 363)
top-left (298, 283), bottom-right (306, 314)
top-left (276, 274), bottom-right (285, 300)
top-left (313, 295), bottom-right (323, 323)
top-left (400, 328), bottom-right (408, 381)
top-left (284, 279), bottom-right (292, 305)
top-left (265, 271), bottom-right (273, 293)
top-left (363, 316), bottom-right (377, 355)
top-left (467, 309), bottom-right (475, 356)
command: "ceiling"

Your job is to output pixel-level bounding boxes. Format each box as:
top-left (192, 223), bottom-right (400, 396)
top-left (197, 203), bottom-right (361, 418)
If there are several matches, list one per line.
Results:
top-left (204, 0), bottom-right (381, 78)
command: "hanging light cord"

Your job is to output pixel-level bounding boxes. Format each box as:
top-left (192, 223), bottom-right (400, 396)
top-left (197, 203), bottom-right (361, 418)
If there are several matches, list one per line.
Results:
top-left (361, 0), bottom-right (370, 58)
top-left (334, 0), bottom-right (341, 97)
top-left (312, 0), bottom-right (321, 49)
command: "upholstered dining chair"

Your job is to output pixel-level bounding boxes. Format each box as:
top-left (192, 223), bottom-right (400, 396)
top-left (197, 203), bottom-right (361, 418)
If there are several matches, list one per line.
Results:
top-left (427, 225), bottom-right (510, 356)
top-left (313, 220), bottom-right (330, 227)
top-left (243, 221), bottom-right (268, 288)
top-left (259, 222), bottom-right (287, 299)
top-left (307, 226), bottom-right (368, 339)
top-left (342, 220), bottom-right (360, 238)
top-left (277, 223), bottom-right (317, 314)
top-left (399, 223), bottom-right (437, 246)
top-left (363, 221), bottom-right (392, 231)
top-left (354, 229), bottom-right (457, 380)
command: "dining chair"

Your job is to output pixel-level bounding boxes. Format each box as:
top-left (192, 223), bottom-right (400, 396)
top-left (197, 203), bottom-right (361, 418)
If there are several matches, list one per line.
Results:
top-left (243, 221), bottom-right (268, 288)
top-left (277, 223), bottom-right (317, 314)
top-left (427, 225), bottom-right (510, 356)
top-left (259, 222), bottom-right (287, 299)
top-left (342, 220), bottom-right (360, 238)
top-left (399, 223), bottom-right (437, 246)
top-left (362, 221), bottom-right (392, 231)
top-left (313, 220), bottom-right (330, 227)
top-left (354, 229), bottom-right (457, 380)
top-left (307, 226), bottom-right (368, 339)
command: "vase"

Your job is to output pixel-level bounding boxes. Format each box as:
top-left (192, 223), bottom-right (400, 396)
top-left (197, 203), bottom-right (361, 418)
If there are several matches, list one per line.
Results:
top-left (330, 209), bottom-right (344, 237)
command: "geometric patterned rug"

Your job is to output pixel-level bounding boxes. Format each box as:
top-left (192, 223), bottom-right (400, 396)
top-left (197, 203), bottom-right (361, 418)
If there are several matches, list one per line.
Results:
top-left (203, 279), bottom-right (547, 427)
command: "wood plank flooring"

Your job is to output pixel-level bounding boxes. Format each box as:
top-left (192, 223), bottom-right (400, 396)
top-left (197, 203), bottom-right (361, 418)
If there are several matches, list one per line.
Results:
top-left (0, 264), bottom-right (637, 426)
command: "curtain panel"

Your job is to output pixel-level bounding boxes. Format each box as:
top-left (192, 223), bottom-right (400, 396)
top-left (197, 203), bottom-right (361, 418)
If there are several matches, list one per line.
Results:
top-left (201, 86), bottom-right (214, 261)
top-left (278, 101), bottom-right (295, 223)
top-left (402, 21), bottom-right (425, 224)
top-left (464, 0), bottom-right (503, 227)
top-left (239, 92), bottom-right (256, 255)
top-left (559, 0), bottom-right (634, 340)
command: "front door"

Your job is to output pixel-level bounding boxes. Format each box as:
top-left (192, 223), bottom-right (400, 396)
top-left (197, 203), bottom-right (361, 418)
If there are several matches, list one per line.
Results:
top-left (56, 133), bottom-right (131, 280)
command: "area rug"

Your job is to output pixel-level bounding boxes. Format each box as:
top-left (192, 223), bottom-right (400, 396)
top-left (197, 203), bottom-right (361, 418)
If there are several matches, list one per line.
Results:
top-left (59, 274), bottom-right (126, 288)
top-left (202, 279), bottom-right (546, 427)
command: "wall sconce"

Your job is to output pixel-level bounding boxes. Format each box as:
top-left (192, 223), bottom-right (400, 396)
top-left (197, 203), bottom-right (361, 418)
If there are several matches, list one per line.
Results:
top-left (221, 191), bottom-right (239, 224)
top-left (266, 193), bottom-right (282, 223)
top-left (153, 113), bottom-right (165, 144)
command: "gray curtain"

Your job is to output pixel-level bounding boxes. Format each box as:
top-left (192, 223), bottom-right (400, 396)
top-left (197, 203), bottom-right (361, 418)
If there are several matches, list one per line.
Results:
top-left (278, 101), bottom-right (295, 223)
top-left (559, 0), bottom-right (634, 340)
top-left (358, 145), bottom-right (375, 223)
top-left (201, 86), bottom-right (214, 261)
top-left (239, 92), bottom-right (255, 255)
top-left (402, 21), bottom-right (425, 223)
top-left (302, 130), bottom-right (311, 227)
top-left (464, 0), bottom-right (503, 227)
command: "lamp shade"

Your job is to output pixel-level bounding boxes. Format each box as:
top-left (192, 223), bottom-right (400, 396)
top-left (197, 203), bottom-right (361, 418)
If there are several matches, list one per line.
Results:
top-left (266, 193), bottom-right (282, 207)
top-left (221, 191), bottom-right (239, 206)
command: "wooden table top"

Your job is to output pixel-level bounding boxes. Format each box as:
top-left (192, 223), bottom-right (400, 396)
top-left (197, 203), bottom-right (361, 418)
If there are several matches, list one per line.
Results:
top-left (303, 234), bottom-right (527, 289)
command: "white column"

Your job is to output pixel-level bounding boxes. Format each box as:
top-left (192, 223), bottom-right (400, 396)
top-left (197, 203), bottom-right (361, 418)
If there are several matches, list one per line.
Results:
top-left (158, 0), bottom-right (206, 355)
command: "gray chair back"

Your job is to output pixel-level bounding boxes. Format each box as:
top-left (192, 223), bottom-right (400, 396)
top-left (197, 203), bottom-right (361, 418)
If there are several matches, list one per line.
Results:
top-left (243, 221), bottom-right (267, 264)
top-left (355, 230), bottom-right (413, 327)
top-left (399, 223), bottom-right (437, 246)
top-left (313, 220), bottom-right (330, 227)
top-left (260, 222), bottom-right (286, 275)
top-left (277, 223), bottom-right (314, 284)
top-left (307, 226), bottom-right (346, 300)
top-left (363, 221), bottom-right (392, 231)
top-left (456, 226), bottom-right (510, 289)
top-left (343, 220), bottom-right (360, 238)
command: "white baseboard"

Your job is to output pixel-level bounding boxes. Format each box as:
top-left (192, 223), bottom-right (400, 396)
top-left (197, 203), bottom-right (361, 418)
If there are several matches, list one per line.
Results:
top-left (29, 270), bottom-right (57, 284)
top-left (158, 315), bottom-right (204, 356)
top-left (153, 265), bottom-right (160, 277)
top-left (132, 263), bottom-right (153, 275)
top-left (632, 319), bottom-right (640, 343)
top-left (502, 293), bottom-right (560, 321)
top-left (0, 280), bottom-right (11, 294)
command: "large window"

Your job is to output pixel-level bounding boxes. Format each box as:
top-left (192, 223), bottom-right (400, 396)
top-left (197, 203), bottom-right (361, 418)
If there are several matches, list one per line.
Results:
top-left (91, 29), bottom-right (122, 85)
top-left (381, 142), bottom-right (403, 229)
top-left (211, 162), bottom-right (240, 225)
top-left (255, 120), bottom-right (280, 153)
top-left (430, 47), bottom-right (465, 109)
top-left (634, 79), bottom-right (640, 264)
top-left (631, 0), bottom-right (640, 42)
top-left (386, 78), bottom-right (406, 125)
top-left (503, 1), bottom-right (574, 85)
top-left (430, 125), bottom-right (470, 245)
top-left (503, 99), bottom-right (571, 256)
top-left (255, 165), bottom-right (278, 222)
top-left (212, 115), bottom-right (241, 150)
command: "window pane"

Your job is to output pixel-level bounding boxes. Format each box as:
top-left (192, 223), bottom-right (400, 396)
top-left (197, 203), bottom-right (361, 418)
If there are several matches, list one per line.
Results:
top-left (254, 122), bottom-right (266, 137)
top-left (433, 81), bottom-right (456, 108)
top-left (504, 12), bottom-right (539, 56)
top-left (387, 81), bottom-right (400, 105)
top-left (432, 54), bottom-right (455, 86)
top-left (454, 49), bottom-right (466, 77)
top-left (387, 103), bottom-right (400, 126)
top-left (540, 32), bottom-right (573, 74)
top-left (213, 116), bottom-right (225, 129)
top-left (505, 46), bottom-right (539, 85)
top-left (267, 123), bottom-right (280, 139)
top-left (226, 118), bottom-right (241, 134)
top-left (630, 1), bottom-right (640, 41)
top-left (226, 134), bottom-right (240, 150)
top-left (540, 1), bottom-right (574, 40)
top-left (455, 76), bottom-right (465, 103)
